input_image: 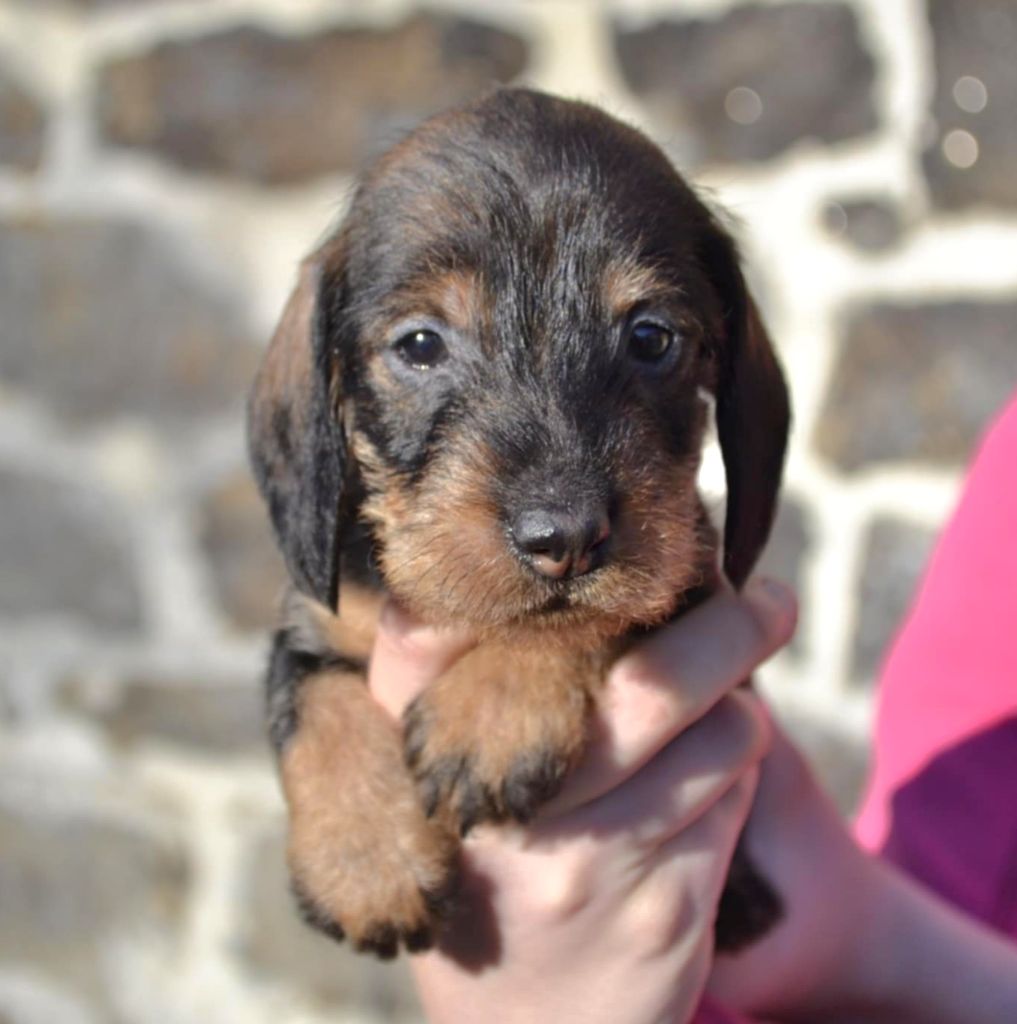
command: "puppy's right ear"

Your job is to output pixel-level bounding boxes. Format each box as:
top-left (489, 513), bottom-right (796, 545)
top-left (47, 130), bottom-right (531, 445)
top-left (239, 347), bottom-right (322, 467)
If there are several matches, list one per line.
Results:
top-left (247, 236), bottom-right (350, 611)
top-left (699, 219), bottom-right (791, 591)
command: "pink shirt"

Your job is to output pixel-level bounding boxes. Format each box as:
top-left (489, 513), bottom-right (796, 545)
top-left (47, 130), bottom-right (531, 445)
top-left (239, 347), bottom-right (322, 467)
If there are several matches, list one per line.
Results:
top-left (855, 393), bottom-right (1017, 936)
top-left (699, 393), bottom-right (1017, 1021)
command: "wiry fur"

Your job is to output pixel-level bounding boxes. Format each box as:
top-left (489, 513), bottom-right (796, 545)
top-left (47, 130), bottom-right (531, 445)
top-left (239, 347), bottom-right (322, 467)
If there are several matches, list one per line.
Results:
top-left (248, 88), bottom-right (790, 957)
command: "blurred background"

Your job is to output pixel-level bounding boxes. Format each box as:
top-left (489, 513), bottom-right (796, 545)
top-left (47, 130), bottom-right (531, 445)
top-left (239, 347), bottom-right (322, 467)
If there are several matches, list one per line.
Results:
top-left (0, 0), bottom-right (1014, 1021)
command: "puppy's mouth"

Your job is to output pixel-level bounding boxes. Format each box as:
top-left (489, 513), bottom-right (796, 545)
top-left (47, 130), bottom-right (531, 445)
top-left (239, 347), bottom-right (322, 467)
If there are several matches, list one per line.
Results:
top-left (518, 567), bottom-right (624, 620)
top-left (537, 591), bottom-right (572, 615)
top-left (524, 586), bottom-right (588, 621)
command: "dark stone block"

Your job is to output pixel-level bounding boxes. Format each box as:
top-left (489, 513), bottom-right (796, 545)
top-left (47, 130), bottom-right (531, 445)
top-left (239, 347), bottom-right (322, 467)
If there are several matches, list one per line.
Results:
top-left (94, 15), bottom-right (529, 184)
top-left (612, 3), bottom-right (877, 166)
top-left (853, 516), bottom-right (937, 686)
top-left (922, 0), bottom-right (1017, 209)
top-left (0, 217), bottom-right (259, 428)
top-left (61, 673), bottom-right (265, 755)
top-left (198, 473), bottom-right (287, 632)
top-left (0, 800), bottom-right (189, 1008)
top-left (0, 467), bottom-right (143, 631)
top-left (822, 198), bottom-right (906, 253)
top-left (239, 828), bottom-right (423, 1019)
top-left (0, 65), bottom-right (46, 172)
top-left (814, 301), bottom-right (1017, 472)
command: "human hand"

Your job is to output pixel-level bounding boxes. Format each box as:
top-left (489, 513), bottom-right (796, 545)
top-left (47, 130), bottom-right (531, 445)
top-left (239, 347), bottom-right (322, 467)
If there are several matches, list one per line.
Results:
top-left (368, 581), bottom-right (797, 1024)
top-left (706, 725), bottom-right (876, 1019)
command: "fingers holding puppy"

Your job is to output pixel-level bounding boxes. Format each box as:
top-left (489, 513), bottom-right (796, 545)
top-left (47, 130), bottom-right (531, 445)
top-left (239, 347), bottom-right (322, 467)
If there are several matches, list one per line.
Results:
top-left (544, 578), bottom-right (796, 816)
top-left (369, 601), bottom-right (476, 719)
top-left (368, 579), bottom-right (796, 828)
top-left (553, 689), bottom-right (770, 850)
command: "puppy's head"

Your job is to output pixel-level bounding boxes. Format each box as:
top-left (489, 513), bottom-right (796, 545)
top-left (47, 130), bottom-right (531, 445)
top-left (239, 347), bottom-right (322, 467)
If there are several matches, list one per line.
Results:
top-left (249, 89), bottom-right (789, 639)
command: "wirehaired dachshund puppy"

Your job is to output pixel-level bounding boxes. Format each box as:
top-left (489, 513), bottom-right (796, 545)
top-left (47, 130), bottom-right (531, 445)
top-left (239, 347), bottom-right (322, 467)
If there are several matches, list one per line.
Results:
top-left (248, 87), bottom-right (790, 959)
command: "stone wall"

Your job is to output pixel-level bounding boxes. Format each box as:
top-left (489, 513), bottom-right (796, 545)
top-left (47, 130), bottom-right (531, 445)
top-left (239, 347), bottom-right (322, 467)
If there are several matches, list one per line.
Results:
top-left (1, 1), bottom-right (1014, 1021)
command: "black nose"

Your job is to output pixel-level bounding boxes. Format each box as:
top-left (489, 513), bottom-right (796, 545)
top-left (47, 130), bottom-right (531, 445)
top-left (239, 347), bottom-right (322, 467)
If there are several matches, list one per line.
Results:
top-left (511, 506), bottom-right (611, 580)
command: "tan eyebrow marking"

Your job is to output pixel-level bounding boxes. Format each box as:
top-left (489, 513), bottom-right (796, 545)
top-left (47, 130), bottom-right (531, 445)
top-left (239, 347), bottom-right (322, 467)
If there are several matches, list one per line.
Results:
top-left (601, 259), bottom-right (672, 320)
top-left (378, 269), bottom-right (483, 336)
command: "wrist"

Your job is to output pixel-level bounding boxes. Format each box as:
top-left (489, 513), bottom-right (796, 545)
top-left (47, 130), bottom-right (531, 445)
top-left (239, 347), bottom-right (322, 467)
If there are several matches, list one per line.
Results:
top-left (828, 858), bottom-right (1017, 1024)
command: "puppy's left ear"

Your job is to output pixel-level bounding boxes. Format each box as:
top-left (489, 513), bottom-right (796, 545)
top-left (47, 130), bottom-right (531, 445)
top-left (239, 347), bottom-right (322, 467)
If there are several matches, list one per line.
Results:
top-left (247, 235), bottom-right (352, 611)
top-left (701, 221), bottom-right (791, 589)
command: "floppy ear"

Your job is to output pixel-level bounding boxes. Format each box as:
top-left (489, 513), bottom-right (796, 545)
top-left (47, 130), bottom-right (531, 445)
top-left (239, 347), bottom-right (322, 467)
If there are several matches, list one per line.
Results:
top-left (701, 222), bottom-right (791, 590)
top-left (247, 236), bottom-right (351, 610)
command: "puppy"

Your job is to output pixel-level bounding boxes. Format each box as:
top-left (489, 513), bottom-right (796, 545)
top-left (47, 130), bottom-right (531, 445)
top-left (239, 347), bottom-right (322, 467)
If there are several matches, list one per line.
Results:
top-left (248, 87), bottom-right (790, 959)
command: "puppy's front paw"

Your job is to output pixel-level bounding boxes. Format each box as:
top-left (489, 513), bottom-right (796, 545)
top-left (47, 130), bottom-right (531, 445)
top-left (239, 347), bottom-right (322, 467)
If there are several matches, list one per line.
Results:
top-left (288, 810), bottom-right (458, 958)
top-left (403, 681), bottom-right (588, 834)
top-left (280, 671), bottom-right (462, 958)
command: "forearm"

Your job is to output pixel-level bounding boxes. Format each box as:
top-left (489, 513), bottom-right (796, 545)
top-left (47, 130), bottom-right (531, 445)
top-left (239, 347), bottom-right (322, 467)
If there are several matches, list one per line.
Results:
top-left (769, 856), bottom-right (1017, 1024)
top-left (849, 860), bottom-right (1017, 1024)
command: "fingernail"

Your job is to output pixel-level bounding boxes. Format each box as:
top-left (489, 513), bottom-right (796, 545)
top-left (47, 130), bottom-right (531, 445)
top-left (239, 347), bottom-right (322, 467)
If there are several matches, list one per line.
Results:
top-left (745, 576), bottom-right (796, 627)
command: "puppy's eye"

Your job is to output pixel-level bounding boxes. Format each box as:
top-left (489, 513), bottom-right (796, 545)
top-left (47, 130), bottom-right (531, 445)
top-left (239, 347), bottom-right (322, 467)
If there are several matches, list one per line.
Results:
top-left (395, 329), bottom-right (447, 369)
top-left (627, 320), bottom-right (676, 364)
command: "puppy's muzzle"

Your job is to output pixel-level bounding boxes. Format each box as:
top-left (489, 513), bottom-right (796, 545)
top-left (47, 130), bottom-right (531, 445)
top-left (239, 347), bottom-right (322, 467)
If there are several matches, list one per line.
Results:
top-left (510, 504), bottom-right (611, 580)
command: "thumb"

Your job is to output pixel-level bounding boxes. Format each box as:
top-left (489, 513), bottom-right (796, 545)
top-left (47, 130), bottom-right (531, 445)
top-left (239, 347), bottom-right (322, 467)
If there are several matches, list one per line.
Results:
top-left (368, 601), bottom-right (475, 719)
